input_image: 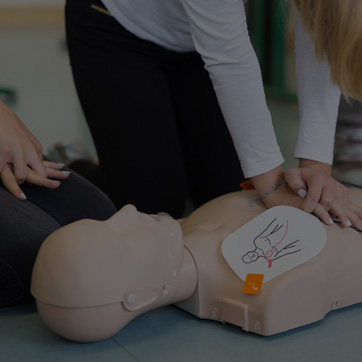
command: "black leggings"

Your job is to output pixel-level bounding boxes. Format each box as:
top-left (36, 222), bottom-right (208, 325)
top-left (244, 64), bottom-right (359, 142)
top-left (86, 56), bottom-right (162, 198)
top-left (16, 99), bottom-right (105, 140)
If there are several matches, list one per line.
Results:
top-left (65, 0), bottom-right (245, 218)
top-left (0, 158), bottom-right (116, 307)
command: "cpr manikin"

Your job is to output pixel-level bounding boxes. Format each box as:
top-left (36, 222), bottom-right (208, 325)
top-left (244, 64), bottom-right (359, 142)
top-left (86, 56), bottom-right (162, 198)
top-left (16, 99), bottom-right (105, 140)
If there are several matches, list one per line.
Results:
top-left (31, 189), bottom-right (362, 342)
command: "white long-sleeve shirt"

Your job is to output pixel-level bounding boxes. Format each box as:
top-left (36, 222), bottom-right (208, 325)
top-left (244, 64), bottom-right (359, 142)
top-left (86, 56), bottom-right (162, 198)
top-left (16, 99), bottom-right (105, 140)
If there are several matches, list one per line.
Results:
top-left (101, 0), bottom-right (341, 178)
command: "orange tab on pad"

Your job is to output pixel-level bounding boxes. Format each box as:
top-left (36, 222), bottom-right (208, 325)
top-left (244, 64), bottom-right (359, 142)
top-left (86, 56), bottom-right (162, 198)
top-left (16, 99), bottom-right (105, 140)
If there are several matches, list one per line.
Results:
top-left (242, 273), bottom-right (264, 295)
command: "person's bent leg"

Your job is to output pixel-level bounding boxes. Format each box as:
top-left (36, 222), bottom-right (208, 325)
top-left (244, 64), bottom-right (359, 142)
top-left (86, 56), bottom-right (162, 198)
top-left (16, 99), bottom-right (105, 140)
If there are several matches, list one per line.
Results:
top-left (0, 163), bottom-right (116, 307)
top-left (22, 157), bottom-right (116, 224)
top-left (0, 187), bottom-right (61, 307)
top-left (169, 52), bottom-right (246, 206)
top-left (65, 0), bottom-right (188, 217)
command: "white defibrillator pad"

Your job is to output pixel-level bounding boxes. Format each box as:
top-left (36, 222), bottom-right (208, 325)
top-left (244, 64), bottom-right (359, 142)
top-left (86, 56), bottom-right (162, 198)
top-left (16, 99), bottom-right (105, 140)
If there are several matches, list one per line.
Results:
top-left (222, 206), bottom-right (326, 283)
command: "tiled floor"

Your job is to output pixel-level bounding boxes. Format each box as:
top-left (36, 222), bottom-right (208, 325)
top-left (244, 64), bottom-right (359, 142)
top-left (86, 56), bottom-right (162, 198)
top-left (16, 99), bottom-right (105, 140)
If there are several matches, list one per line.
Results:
top-left (2, 99), bottom-right (362, 362)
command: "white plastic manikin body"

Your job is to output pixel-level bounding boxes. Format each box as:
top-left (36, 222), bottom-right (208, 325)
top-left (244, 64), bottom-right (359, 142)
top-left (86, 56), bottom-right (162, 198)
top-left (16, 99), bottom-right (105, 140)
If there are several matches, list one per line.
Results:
top-left (31, 189), bottom-right (362, 342)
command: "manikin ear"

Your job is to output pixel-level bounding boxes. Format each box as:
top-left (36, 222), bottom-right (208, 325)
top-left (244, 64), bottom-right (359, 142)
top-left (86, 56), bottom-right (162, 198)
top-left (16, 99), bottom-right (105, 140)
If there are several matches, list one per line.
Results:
top-left (35, 301), bottom-right (136, 343)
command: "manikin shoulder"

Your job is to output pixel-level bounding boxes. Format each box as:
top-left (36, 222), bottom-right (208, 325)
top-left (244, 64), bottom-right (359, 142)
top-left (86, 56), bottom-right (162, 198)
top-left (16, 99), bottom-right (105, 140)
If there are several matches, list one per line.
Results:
top-left (179, 191), bottom-right (264, 243)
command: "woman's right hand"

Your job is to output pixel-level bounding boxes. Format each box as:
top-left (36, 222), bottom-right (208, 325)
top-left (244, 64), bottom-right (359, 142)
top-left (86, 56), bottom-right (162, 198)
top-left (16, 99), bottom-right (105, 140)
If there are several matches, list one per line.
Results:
top-left (251, 165), bottom-right (362, 231)
top-left (284, 162), bottom-right (362, 231)
top-left (0, 101), bottom-right (69, 199)
top-left (251, 165), bottom-right (305, 210)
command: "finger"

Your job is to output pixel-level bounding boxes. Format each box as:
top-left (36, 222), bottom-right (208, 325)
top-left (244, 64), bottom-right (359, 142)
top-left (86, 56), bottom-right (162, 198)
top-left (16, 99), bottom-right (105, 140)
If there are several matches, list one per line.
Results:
top-left (329, 202), bottom-right (351, 228)
top-left (10, 151), bottom-right (29, 184)
top-left (43, 161), bottom-right (67, 170)
top-left (25, 153), bottom-right (48, 178)
top-left (320, 184), bottom-right (351, 227)
top-left (318, 185), bottom-right (335, 213)
top-left (284, 168), bottom-right (308, 197)
top-left (45, 167), bottom-right (71, 180)
top-left (299, 172), bottom-right (330, 213)
top-left (0, 165), bottom-right (27, 200)
top-left (312, 203), bottom-right (334, 226)
top-left (25, 169), bottom-right (62, 189)
top-left (335, 199), bottom-right (362, 230)
top-left (345, 210), bottom-right (362, 232)
top-left (347, 201), bottom-right (362, 220)
top-left (0, 157), bottom-right (8, 174)
top-left (302, 185), bottom-right (323, 214)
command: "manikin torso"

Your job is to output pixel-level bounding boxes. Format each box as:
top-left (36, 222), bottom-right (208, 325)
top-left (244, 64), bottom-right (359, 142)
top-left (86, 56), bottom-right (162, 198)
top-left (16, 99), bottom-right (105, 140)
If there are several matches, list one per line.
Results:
top-left (31, 189), bottom-right (362, 342)
top-left (178, 189), bottom-right (362, 335)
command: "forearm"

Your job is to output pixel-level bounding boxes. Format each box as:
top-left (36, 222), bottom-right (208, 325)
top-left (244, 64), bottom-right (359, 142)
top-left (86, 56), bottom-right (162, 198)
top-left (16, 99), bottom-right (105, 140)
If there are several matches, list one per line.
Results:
top-left (294, 14), bottom-right (340, 165)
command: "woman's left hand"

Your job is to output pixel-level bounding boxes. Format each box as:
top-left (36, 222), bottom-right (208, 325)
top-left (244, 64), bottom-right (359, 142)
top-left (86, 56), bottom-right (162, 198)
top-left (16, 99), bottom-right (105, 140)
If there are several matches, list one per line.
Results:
top-left (0, 160), bottom-right (70, 200)
top-left (284, 159), bottom-right (362, 230)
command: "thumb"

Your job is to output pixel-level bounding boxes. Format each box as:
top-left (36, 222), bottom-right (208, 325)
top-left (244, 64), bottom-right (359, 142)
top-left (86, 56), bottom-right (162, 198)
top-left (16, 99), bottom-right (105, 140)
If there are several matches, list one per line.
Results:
top-left (284, 168), bottom-right (308, 198)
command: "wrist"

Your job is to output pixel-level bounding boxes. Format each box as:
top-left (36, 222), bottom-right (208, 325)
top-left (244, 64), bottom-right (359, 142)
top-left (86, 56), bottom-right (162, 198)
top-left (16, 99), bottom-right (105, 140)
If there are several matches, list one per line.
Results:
top-left (251, 165), bottom-right (284, 197)
top-left (298, 159), bottom-right (331, 176)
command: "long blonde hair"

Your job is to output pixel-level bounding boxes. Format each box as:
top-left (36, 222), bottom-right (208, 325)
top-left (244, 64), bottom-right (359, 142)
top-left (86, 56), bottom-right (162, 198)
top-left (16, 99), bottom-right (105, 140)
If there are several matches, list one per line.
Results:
top-left (292, 0), bottom-right (362, 101)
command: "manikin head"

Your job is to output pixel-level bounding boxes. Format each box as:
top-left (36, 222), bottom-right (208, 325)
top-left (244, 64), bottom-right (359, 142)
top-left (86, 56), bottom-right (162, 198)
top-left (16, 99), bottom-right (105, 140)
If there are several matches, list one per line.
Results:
top-left (31, 205), bottom-right (195, 342)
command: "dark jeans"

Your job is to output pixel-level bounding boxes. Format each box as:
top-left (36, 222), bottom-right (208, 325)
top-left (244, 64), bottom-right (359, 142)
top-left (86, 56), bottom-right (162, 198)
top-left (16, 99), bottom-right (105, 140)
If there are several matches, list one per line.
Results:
top-left (0, 160), bottom-right (116, 307)
top-left (65, 0), bottom-right (245, 218)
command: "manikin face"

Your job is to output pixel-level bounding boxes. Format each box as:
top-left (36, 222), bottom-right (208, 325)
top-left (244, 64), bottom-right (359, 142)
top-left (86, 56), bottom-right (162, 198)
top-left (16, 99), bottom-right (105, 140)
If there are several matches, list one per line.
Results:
top-left (105, 204), bottom-right (177, 239)
top-left (31, 204), bottom-right (184, 309)
top-left (30, 204), bottom-right (186, 342)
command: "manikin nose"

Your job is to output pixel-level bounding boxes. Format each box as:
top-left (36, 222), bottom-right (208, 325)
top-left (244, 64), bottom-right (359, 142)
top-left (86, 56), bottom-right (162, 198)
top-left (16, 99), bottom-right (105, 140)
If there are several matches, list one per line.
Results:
top-left (107, 204), bottom-right (139, 229)
top-left (158, 212), bottom-right (172, 217)
top-left (150, 212), bottom-right (172, 222)
top-left (122, 204), bottom-right (137, 211)
top-left (119, 204), bottom-right (138, 214)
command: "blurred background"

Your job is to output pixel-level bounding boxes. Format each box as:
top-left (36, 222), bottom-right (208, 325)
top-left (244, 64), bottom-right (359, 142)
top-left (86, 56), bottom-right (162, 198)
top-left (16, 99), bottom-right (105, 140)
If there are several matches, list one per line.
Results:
top-left (1, 0), bottom-right (360, 175)
top-left (0, 0), bottom-right (97, 157)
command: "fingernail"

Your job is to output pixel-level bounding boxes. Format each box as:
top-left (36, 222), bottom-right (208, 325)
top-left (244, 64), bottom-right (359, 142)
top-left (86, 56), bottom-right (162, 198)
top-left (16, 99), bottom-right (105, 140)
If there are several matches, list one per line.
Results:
top-left (20, 192), bottom-right (27, 199)
top-left (61, 171), bottom-right (71, 174)
top-left (297, 189), bottom-right (307, 198)
top-left (329, 218), bottom-right (334, 225)
top-left (346, 220), bottom-right (352, 227)
top-left (53, 180), bottom-right (61, 184)
top-left (58, 162), bottom-right (65, 166)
